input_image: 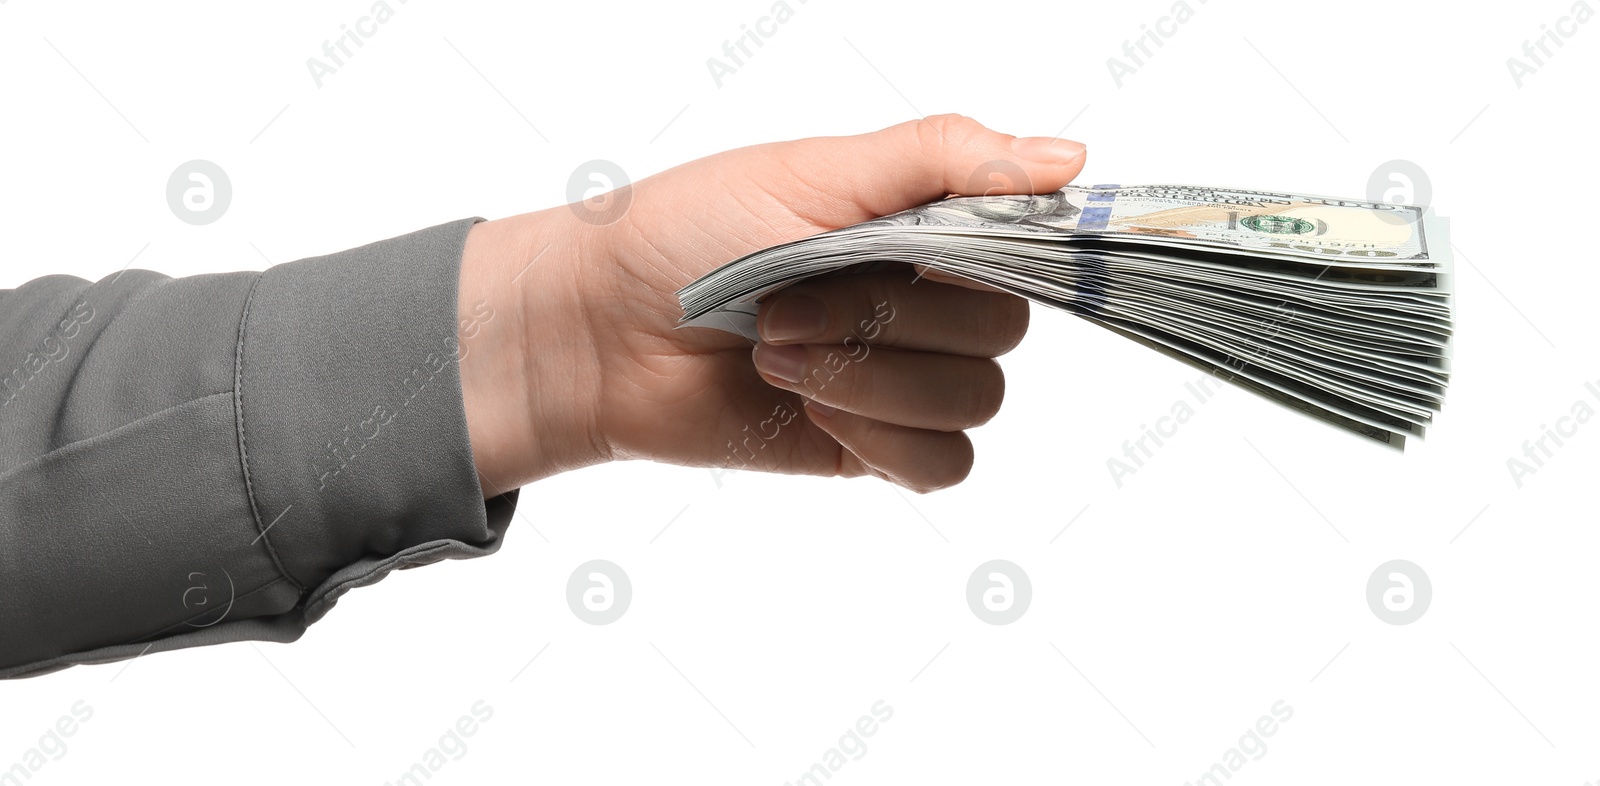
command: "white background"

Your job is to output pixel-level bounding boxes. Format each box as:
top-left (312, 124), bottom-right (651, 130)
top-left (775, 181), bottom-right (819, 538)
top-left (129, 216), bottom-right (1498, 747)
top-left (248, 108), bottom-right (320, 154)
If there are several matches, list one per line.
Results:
top-left (3, 0), bottom-right (1598, 783)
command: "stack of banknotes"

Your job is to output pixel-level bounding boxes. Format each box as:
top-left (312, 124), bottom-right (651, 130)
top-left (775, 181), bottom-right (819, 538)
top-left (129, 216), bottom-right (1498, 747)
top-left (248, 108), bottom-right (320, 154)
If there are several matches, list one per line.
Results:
top-left (678, 185), bottom-right (1451, 449)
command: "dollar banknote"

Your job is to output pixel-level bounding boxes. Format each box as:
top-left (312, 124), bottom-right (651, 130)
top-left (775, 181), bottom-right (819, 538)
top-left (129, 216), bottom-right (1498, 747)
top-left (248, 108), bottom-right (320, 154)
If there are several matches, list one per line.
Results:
top-left (677, 184), bottom-right (1452, 449)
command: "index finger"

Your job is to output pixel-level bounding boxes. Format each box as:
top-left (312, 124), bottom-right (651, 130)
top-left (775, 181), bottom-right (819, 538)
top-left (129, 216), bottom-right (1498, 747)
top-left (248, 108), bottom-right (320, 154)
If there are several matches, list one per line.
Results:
top-left (755, 270), bottom-right (1029, 358)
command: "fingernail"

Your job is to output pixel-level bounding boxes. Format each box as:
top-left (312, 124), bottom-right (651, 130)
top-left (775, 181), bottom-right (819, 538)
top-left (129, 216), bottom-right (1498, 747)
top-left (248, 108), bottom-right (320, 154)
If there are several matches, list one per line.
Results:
top-left (1011, 137), bottom-right (1087, 166)
top-left (761, 294), bottom-right (828, 342)
top-left (753, 342), bottom-right (808, 384)
top-left (806, 399), bottom-right (836, 418)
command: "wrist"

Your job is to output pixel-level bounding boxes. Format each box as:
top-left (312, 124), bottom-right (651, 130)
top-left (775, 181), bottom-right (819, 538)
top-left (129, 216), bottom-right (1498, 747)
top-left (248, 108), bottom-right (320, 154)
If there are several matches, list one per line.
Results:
top-left (457, 209), bottom-right (610, 497)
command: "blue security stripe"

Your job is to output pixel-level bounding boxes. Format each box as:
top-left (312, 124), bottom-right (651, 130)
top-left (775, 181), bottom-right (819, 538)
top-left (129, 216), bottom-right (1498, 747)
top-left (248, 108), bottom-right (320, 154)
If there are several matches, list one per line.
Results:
top-left (1078, 184), bottom-right (1120, 231)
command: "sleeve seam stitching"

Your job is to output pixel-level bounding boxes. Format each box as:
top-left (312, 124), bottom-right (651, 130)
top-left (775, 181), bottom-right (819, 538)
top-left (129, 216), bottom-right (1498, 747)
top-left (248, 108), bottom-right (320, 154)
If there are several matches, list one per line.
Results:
top-left (234, 273), bottom-right (308, 595)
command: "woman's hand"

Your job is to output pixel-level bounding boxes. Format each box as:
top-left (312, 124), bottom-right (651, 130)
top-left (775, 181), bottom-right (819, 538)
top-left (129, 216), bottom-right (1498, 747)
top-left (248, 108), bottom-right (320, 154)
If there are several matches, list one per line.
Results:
top-left (458, 115), bottom-right (1087, 495)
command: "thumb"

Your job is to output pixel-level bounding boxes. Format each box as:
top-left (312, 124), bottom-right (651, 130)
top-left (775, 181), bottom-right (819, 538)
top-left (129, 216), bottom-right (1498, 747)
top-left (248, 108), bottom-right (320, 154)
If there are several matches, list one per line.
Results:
top-left (782, 113), bottom-right (1088, 220)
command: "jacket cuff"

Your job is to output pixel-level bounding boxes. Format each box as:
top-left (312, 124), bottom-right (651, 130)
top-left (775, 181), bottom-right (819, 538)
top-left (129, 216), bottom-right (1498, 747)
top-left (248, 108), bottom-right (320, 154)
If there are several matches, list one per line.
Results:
top-left (236, 218), bottom-right (516, 616)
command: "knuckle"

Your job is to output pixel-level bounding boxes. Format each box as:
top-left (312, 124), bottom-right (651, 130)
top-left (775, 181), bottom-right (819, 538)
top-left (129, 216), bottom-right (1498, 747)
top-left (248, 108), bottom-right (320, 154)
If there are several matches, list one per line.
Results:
top-left (910, 118), bottom-right (947, 160)
top-left (913, 113), bottom-right (982, 157)
top-left (930, 113), bottom-right (983, 141)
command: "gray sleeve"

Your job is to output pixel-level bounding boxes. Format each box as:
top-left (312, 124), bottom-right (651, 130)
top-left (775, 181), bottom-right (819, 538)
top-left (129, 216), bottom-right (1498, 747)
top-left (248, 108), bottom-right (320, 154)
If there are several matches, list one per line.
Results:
top-left (0, 218), bottom-right (519, 679)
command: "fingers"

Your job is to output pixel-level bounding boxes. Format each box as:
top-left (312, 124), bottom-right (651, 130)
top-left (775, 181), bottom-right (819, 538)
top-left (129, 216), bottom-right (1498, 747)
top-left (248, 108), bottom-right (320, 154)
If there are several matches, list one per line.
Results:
top-left (749, 267), bottom-right (1021, 491)
top-left (719, 115), bottom-right (1068, 491)
top-left (780, 114), bottom-right (1088, 219)
top-left (804, 402), bottom-right (975, 493)
top-left (752, 342), bottom-right (1004, 432)
top-left (757, 271), bottom-right (1029, 358)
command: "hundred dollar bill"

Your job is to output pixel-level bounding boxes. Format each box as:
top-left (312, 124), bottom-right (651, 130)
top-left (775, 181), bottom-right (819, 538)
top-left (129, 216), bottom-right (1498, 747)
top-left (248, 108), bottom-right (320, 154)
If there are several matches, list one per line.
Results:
top-left (676, 183), bottom-right (1452, 448)
top-left (850, 184), bottom-right (1444, 267)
